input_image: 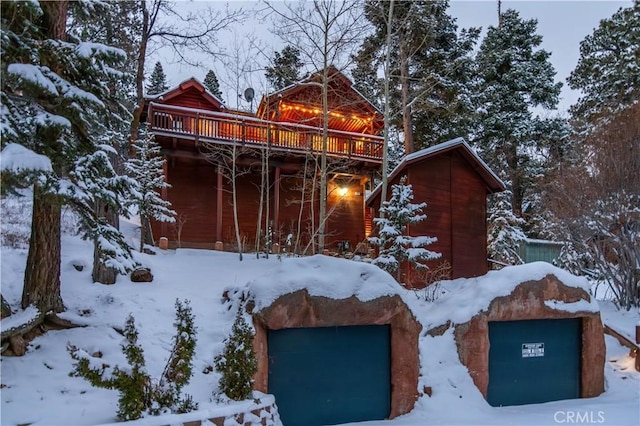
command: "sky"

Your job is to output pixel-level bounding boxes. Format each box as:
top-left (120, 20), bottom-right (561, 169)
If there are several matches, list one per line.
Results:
top-left (153, 0), bottom-right (630, 113)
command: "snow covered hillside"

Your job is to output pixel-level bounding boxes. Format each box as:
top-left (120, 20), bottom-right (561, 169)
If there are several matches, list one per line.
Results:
top-left (1, 194), bottom-right (638, 426)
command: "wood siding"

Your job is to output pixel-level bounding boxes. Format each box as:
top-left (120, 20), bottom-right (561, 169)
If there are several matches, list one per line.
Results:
top-left (369, 150), bottom-right (489, 287)
top-left (152, 161), bottom-right (366, 253)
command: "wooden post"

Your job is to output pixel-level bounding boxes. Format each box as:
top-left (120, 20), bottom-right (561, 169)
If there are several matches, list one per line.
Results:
top-left (274, 166), bottom-right (281, 240)
top-left (216, 163), bottom-right (223, 243)
top-left (161, 158), bottom-right (169, 238)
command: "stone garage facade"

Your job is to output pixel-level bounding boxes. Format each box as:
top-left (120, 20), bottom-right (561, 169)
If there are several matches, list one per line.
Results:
top-left (233, 255), bottom-right (422, 425)
top-left (428, 270), bottom-right (605, 406)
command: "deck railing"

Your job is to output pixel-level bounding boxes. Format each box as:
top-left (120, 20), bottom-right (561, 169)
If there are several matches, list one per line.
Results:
top-left (148, 103), bottom-right (383, 163)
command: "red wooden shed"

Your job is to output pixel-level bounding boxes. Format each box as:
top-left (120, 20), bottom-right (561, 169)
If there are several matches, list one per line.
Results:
top-left (366, 138), bottom-right (505, 287)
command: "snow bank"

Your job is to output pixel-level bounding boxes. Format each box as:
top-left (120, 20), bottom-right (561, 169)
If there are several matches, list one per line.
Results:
top-left (241, 255), bottom-right (406, 311)
top-left (419, 262), bottom-right (599, 330)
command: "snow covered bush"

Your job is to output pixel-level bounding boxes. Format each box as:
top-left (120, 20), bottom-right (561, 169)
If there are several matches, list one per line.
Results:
top-left (126, 128), bottom-right (176, 252)
top-left (487, 186), bottom-right (526, 268)
top-left (369, 176), bottom-right (440, 282)
top-left (68, 299), bottom-right (197, 420)
top-left (214, 308), bottom-right (257, 401)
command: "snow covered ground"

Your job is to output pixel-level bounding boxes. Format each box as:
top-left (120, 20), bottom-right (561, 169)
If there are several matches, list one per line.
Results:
top-left (1, 202), bottom-right (638, 426)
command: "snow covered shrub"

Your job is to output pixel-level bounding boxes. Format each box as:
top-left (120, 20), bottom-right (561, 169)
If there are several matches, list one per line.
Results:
top-left (125, 128), bottom-right (176, 252)
top-left (487, 187), bottom-right (526, 268)
top-left (69, 314), bottom-right (150, 420)
top-left (68, 300), bottom-right (198, 420)
top-left (214, 308), bottom-right (257, 401)
top-left (369, 176), bottom-right (440, 282)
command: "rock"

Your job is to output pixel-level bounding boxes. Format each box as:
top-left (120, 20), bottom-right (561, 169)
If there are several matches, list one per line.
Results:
top-left (453, 274), bottom-right (605, 400)
top-left (252, 289), bottom-right (421, 419)
top-left (130, 268), bottom-right (153, 283)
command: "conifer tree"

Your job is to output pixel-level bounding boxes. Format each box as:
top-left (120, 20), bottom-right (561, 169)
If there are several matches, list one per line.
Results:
top-left (353, 0), bottom-right (480, 153)
top-left (1, 1), bottom-right (137, 312)
top-left (472, 9), bottom-right (565, 220)
top-left (487, 185), bottom-right (526, 268)
top-left (69, 300), bottom-right (198, 420)
top-left (265, 45), bottom-right (305, 91)
top-left (126, 128), bottom-right (176, 252)
top-left (568, 2), bottom-right (639, 130)
top-left (214, 309), bottom-right (257, 401)
top-left (203, 69), bottom-right (224, 101)
top-left (146, 61), bottom-right (169, 95)
top-left (369, 176), bottom-right (440, 282)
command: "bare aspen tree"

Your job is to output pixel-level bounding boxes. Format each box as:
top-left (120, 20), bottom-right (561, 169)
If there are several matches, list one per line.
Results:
top-left (264, 0), bottom-right (367, 252)
top-left (129, 1), bottom-right (247, 152)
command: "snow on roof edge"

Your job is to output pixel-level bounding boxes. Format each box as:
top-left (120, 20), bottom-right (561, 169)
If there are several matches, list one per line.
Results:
top-left (416, 262), bottom-right (599, 332)
top-left (366, 138), bottom-right (505, 205)
top-left (146, 77), bottom-right (227, 108)
top-left (232, 255), bottom-right (409, 312)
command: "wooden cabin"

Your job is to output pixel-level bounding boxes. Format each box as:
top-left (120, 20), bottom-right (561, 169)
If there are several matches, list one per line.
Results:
top-left (366, 138), bottom-right (505, 287)
top-left (144, 67), bottom-right (384, 252)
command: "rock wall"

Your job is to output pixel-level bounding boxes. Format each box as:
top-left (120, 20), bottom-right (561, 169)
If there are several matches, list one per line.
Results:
top-left (451, 274), bottom-right (605, 399)
top-left (251, 290), bottom-right (422, 418)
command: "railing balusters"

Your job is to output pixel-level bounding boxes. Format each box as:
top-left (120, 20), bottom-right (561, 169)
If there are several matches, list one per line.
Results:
top-left (151, 104), bottom-right (383, 162)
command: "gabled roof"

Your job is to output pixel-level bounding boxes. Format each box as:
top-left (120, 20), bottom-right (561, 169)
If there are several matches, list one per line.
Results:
top-left (366, 138), bottom-right (506, 206)
top-left (147, 77), bottom-right (226, 110)
top-left (256, 65), bottom-right (384, 135)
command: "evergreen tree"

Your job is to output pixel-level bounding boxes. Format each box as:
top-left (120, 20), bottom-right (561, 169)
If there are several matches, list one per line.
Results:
top-left (126, 128), bottom-right (176, 252)
top-left (369, 176), bottom-right (441, 282)
top-left (203, 69), bottom-right (224, 101)
top-left (471, 9), bottom-right (565, 220)
top-left (214, 309), bottom-right (257, 401)
top-left (69, 300), bottom-right (198, 420)
top-left (66, 1), bottom-right (142, 284)
top-left (265, 45), bottom-right (304, 91)
top-left (1, 1), bottom-right (136, 312)
top-left (487, 185), bottom-right (526, 268)
top-left (146, 61), bottom-right (168, 95)
top-left (353, 0), bottom-right (480, 153)
top-left (568, 2), bottom-right (640, 130)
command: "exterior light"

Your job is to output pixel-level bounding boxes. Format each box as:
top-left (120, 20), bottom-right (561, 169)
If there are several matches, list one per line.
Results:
top-left (339, 187), bottom-right (348, 196)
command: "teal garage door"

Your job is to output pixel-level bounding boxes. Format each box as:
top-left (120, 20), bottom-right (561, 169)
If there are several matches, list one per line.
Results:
top-left (488, 318), bottom-right (582, 407)
top-left (268, 325), bottom-right (390, 426)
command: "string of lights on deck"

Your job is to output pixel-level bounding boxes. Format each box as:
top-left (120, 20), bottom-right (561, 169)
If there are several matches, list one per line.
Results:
top-left (279, 102), bottom-right (375, 123)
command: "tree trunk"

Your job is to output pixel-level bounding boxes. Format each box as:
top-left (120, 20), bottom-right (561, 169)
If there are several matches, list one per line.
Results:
top-left (1, 294), bottom-right (11, 319)
top-left (379, 0), bottom-right (395, 212)
top-left (22, 1), bottom-right (68, 314)
top-left (92, 200), bottom-right (119, 284)
top-left (22, 183), bottom-right (64, 313)
top-left (506, 142), bottom-right (522, 216)
top-left (400, 41), bottom-right (413, 155)
top-left (129, 0), bottom-right (150, 156)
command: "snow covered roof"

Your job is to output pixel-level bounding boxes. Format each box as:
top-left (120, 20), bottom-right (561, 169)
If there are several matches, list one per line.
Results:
top-left (367, 138), bottom-right (505, 205)
top-left (419, 262), bottom-right (599, 331)
top-left (240, 255), bottom-right (407, 312)
top-left (146, 77), bottom-right (226, 109)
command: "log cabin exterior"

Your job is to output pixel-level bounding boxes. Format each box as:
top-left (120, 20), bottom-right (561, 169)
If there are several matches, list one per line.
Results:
top-left (144, 67), bottom-right (384, 252)
top-left (366, 138), bottom-right (505, 287)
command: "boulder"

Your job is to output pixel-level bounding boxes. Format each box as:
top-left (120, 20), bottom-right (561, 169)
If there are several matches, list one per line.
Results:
top-left (130, 268), bottom-right (153, 283)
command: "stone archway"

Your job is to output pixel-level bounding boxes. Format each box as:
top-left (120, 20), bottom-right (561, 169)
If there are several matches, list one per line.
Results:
top-left (250, 289), bottom-right (422, 419)
top-left (452, 274), bottom-right (605, 400)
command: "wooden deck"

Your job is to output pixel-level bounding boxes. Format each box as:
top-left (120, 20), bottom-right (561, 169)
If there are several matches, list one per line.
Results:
top-left (148, 103), bottom-right (384, 163)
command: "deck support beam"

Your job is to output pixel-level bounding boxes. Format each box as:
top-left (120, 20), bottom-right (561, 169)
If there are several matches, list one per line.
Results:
top-left (216, 164), bottom-right (223, 243)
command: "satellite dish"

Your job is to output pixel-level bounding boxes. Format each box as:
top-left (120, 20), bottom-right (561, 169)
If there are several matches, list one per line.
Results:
top-left (244, 87), bottom-right (255, 103)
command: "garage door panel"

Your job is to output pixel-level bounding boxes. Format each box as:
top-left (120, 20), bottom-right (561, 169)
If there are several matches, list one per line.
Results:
top-left (488, 318), bottom-right (581, 407)
top-left (268, 325), bottom-right (390, 426)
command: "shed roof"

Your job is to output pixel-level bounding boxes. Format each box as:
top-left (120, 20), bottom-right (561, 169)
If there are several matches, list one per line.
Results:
top-left (366, 138), bottom-right (506, 207)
